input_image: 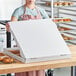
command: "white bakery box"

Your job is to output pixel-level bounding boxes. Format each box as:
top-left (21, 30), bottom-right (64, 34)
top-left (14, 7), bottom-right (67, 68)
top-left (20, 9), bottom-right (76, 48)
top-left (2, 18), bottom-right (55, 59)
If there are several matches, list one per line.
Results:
top-left (3, 19), bottom-right (71, 63)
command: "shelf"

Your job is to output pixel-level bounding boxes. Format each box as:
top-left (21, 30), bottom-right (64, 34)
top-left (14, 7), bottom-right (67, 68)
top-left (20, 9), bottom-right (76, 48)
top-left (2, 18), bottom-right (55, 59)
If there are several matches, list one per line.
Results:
top-left (66, 39), bottom-right (76, 45)
top-left (61, 32), bottom-right (76, 38)
top-left (39, 5), bottom-right (51, 10)
top-left (0, 21), bottom-right (10, 25)
top-left (66, 41), bottom-right (76, 45)
top-left (60, 30), bottom-right (76, 45)
top-left (61, 29), bottom-right (76, 34)
top-left (36, 1), bottom-right (45, 4)
top-left (40, 0), bottom-right (51, 2)
top-left (58, 23), bottom-right (76, 29)
top-left (70, 1), bottom-right (76, 2)
top-left (45, 10), bottom-right (51, 12)
top-left (0, 31), bottom-right (6, 34)
top-left (59, 22), bottom-right (76, 27)
top-left (58, 7), bottom-right (76, 12)
top-left (54, 5), bottom-right (76, 8)
top-left (66, 42), bottom-right (73, 45)
top-left (59, 12), bottom-right (76, 16)
top-left (38, 3), bottom-right (49, 6)
top-left (53, 18), bottom-right (72, 23)
top-left (60, 29), bottom-right (76, 33)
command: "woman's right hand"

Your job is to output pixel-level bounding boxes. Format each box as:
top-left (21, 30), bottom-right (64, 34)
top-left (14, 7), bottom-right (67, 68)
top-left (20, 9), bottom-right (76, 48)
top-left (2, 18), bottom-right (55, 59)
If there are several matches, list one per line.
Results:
top-left (6, 16), bottom-right (18, 32)
top-left (6, 23), bottom-right (10, 32)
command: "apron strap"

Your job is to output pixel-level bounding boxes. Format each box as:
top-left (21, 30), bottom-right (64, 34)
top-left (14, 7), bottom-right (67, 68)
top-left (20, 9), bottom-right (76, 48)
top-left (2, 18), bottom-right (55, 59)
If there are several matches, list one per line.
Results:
top-left (35, 6), bottom-right (42, 16)
top-left (23, 6), bottom-right (42, 16)
top-left (23, 5), bottom-right (26, 15)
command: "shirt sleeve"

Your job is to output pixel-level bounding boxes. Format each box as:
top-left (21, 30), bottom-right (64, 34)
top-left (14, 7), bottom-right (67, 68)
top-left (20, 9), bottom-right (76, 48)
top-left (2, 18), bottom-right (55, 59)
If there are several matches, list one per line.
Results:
top-left (39, 7), bottom-right (49, 19)
top-left (12, 8), bottom-right (20, 19)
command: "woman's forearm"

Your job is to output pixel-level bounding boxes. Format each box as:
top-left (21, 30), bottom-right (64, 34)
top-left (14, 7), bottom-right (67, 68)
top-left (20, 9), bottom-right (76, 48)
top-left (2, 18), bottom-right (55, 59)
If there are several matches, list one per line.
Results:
top-left (11, 16), bottom-right (18, 21)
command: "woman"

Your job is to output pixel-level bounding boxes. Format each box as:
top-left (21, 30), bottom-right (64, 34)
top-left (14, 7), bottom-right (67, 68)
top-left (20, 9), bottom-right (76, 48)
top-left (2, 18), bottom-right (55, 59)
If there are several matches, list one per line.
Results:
top-left (7, 0), bottom-right (49, 76)
top-left (11, 0), bottom-right (49, 21)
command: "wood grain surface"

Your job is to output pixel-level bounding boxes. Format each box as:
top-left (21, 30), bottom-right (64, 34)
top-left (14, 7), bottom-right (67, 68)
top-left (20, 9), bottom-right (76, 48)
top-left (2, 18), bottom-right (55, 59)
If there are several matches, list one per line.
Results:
top-left (0, 45), bottom-right (76, 74)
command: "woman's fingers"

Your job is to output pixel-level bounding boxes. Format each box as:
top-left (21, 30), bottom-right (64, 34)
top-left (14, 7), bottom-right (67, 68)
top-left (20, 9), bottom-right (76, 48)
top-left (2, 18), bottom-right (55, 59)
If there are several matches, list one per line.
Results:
top-left (6, 23), bottom-right (10, 32)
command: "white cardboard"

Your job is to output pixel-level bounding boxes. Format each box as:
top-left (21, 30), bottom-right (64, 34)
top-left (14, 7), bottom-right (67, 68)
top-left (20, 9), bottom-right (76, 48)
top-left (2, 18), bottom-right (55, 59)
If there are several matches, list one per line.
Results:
top-left (8, 19), bottom-right (71, 63)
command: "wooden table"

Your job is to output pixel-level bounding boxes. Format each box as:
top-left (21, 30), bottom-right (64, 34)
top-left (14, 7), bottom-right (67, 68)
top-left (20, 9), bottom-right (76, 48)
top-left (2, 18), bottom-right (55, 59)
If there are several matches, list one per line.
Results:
top-left (0, 45), bottom-right (76, 74)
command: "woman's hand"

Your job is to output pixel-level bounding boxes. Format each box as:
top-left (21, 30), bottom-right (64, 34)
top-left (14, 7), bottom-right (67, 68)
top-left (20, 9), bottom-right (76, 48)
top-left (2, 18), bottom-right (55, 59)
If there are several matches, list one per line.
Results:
top-left (6, 23), bottom-right (10, 32)
top-left (6, 16), bottom-right (18, 32)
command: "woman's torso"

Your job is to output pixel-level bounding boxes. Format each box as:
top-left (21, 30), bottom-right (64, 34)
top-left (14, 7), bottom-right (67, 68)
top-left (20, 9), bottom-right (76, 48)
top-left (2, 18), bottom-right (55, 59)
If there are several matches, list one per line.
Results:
top-left (20, 6), bottom-right (42, 20)
top-left (12, 5), bottom-right (49, 21)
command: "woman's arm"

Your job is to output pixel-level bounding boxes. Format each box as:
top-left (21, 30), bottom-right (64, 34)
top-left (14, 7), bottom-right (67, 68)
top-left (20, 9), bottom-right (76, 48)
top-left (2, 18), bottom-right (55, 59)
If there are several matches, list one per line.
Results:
top-left (11, 16), bottom-right (18, 21)
top-left (38, 7), bottom-right (49, 19)
top-left (6, 16), bottom-right (18, 32)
